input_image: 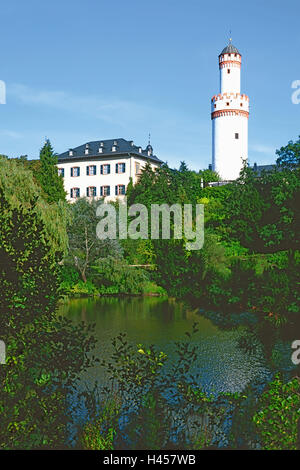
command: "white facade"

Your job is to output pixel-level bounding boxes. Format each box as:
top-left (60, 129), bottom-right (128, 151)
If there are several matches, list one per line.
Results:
top-left (57, 152), bottom-right (160, 202)
top-left (211, 43), bottom-right (249, 180)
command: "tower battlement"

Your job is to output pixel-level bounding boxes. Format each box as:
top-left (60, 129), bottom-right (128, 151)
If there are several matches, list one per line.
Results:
top-left (211, 93), bottom-right (249, 102)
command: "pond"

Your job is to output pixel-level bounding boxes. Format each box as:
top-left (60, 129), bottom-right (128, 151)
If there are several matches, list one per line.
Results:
top-left (57, 296), bottom-right (295, 395)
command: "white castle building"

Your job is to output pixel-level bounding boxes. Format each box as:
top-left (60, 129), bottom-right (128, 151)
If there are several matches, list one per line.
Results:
top-left (211, 40), bottom-right (249, 180)
top-left (57, 138), bottom-right (162, 201)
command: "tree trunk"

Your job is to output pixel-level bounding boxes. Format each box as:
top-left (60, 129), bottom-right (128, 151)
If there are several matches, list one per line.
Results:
top-left (81, 270), bottom-right (87, 283)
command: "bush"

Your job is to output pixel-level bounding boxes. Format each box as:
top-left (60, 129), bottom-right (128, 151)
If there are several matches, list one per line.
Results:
top-left (81, 398), bottom-right (121, 450)
top-left (91, 257), bottom-right (149, 294)
top-left (253, 374), bottom-right (300, 450)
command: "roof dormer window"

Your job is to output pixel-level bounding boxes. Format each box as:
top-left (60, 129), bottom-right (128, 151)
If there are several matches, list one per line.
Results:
top-left (113, 140), bottom-right (117, 146)
top-left (112, 146), bottom-right (116, 152)
top-left (85, 148), bottom-right (89, 155)
top-left (138, 147), bottom-right (142, 153)
top-left (100, 142), bottom-right (104, 147)
top-left (69, 149), bottom-right (73, 156)
top-left (99, 147), bottom-right (103, 153)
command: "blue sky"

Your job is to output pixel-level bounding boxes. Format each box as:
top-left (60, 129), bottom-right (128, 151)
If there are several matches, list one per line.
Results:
top-left (0, 0), bottom-right (299, 169)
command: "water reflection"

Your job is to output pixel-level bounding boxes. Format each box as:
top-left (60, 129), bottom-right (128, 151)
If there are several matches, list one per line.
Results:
top-left (59, 297), bottom-right (286, 395)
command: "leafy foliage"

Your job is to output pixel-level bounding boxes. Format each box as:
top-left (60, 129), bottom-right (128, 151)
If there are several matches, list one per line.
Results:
top-left (276, 136), bottom-right (300, 169)
top-left (66, 198), bottom-right (123, 282)
top-left (253, 374), bottom-right (300, 450)
top-left (0, 177), bottom-right (96, 448)
top-left (35, 139), bottom-right (66, 204)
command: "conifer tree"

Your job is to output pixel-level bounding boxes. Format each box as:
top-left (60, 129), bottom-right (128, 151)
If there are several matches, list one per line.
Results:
top-left (36, 139), bottom-right (66, 203)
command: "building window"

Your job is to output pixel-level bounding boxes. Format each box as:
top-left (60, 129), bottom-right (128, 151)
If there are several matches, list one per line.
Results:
top-left (86, 165), bottom-right (97, 176)
top-left (71, 167), bottom-right (80, 177)
top-left (58, 168), bottom-right (64, 177)
top-left (70, 188), bottom-right (80, 198)
top-left (235, 133), bottom-right (239, 139)
top-left (86, 186), bottom-right (97, 197)
top-left (227, 69), bottom-right (230, 74)
top-left (100, 186), bottom-right (110, 196)
top-left (214, 104), bottom-right (216, 108)
top-left (226, 102), bottom-right (230, 106)
top-left (116, 162), bottom-right (125, 173)
top-left (101, 164), bottom-right (111, 175)
top-left (240, 103), bottom-right (243, 107)
top-left (115, 185), bottom-right (125, 196)
top-left (135, 162), bottom-right (141, 174)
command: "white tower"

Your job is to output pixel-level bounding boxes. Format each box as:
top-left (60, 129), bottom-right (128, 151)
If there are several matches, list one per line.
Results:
top-left (211, 40), bottom-right (249, 180)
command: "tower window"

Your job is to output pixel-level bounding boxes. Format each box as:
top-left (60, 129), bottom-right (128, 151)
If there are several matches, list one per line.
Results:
top-left (240, 103), bottom-right (243, 107)
top-left (227, 69), bottom-right (230, 74)
top-left (226, 102), bottom-right (230, 106)
top-left (235, 133), bottom-right (239, 139)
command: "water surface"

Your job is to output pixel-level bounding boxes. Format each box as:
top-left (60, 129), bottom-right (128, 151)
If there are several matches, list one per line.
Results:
top-left (59, 296), bottom-right (273, 394)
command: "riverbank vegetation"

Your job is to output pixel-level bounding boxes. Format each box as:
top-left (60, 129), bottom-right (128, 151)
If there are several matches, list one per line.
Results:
top-left (0, 136), bottom-right (299, 449)
top-left (78, 327), bottom-right (300, 450)
top-left (0, 155), bottom-right (97, 448)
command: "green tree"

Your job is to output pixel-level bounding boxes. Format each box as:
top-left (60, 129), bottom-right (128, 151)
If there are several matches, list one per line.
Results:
top-left (276, 136), bottom-right (300, 169)
top-left (224, 163), bottom-right (300, 253)
top-left (0, 165), bottom-right (96, 448)
top-left (0, 156), bottom-right (68, 256)
top-left (36, 139), bottom-right (66, 204)
top-left (67, 198), bottom-right (122, 282)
